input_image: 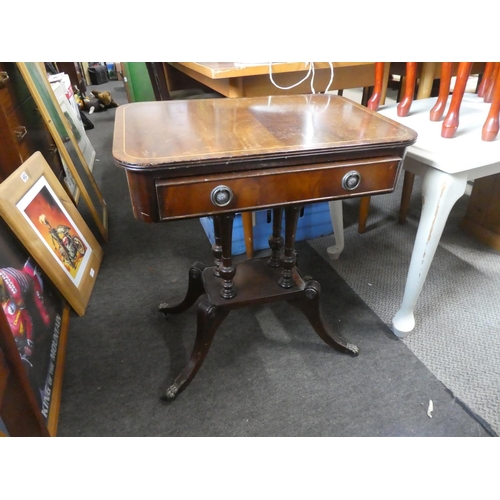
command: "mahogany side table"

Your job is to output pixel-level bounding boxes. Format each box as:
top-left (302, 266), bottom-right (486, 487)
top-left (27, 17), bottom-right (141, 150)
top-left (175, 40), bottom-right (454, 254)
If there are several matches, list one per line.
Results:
top-left (112, 94), bottom-right (416, 400)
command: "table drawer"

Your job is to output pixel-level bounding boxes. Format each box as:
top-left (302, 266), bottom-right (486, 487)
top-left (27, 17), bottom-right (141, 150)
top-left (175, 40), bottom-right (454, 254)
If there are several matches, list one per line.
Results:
top-left (156, 156), bottom-right (402, 220)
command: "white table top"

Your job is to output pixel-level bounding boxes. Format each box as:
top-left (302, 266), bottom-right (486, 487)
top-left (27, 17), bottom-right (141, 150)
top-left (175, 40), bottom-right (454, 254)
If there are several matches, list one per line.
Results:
top-left (378, 94), bottom-right (500, 174)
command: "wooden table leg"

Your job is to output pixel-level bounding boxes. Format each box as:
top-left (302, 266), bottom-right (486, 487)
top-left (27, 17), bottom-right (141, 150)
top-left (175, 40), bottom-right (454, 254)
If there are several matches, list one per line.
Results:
top-left (217, 213), bottom-right (237, 299)
top-left (288, 280), bottom-right (359, 356)
top-left (279, 205), bottom-right (301, 288)
top-left (268, 207), bottom-right (284, 268)
top-left (242, 211), bottom-right (254, 259)
top-left (212, 215), bottom-right (222, 277)
top-left (163, 299), bottom-right (229, 400)
top-left (161, 204), bottom-right (358, 401)
top-left (158, 261), bottom-right (206, 315)
top-left (358, 196), bottom-right (371, 233)
top-left (279, 205), bottom-right (358, 354)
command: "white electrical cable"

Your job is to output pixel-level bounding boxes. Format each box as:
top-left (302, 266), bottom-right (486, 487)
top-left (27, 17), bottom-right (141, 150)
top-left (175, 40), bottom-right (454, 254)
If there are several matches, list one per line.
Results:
top-left (310, 63), bottom-right (316, 93)
top-left (268, 62), bottom-right (313, 90)
top-left (324, 62), bottom-right (334, 93)
top-left (268, 62), bottom-right (335, 94)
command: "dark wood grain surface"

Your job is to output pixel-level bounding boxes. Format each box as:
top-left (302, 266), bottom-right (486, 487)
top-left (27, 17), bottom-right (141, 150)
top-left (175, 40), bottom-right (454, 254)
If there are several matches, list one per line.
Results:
top-left (113, 94), bottom-right (416, 169)
top-left (113, 94), bottom-right (417, 223)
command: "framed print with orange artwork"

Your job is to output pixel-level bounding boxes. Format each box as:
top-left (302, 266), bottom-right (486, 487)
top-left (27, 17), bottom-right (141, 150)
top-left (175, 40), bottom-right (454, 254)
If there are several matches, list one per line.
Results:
top-left (0, 152), bottom-right (103, 316)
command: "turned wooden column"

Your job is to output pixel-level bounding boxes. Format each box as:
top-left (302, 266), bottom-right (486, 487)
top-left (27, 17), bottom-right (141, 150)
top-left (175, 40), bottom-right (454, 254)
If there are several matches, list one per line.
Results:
top-left (212, 216), bottom-right (223, 276)
top-left (278, 205), bottom-right (302, 289)
top-left (268, 207), bottom-right (284, 268)
top-left (215, 213), bottom-right (236, 299)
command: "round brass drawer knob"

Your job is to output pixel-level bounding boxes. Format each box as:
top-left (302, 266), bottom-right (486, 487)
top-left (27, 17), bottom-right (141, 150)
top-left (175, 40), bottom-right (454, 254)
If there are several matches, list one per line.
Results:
top-left (210, 185), bottom-right (234, 207)
top-left (342, 170), bottom-right (361, 190)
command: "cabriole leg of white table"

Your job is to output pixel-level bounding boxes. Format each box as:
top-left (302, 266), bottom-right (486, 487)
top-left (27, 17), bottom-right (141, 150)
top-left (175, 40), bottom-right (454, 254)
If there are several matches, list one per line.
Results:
top-left (392, 168), bottom-right (468, 338)
top-left (327, 200), bottom-right (344, 260)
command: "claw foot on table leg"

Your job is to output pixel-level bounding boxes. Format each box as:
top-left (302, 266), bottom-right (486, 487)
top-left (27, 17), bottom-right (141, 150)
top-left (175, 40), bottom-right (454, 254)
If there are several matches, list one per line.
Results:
top-left (158, 261), bottom-right (206, 316)
top-left (162, 382), bottom-right (181, 401)
top-left (289, 280), bottom-right (359, 357)
top-left (344, 342), bottom-right (359, 356)
top-left (161, 300), bottom-right (229, 401)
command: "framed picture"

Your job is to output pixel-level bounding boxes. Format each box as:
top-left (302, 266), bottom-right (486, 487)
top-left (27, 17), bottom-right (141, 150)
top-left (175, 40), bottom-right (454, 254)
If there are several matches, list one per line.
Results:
top-left (16, 62), bottom-right (108, 242)
top-left (0, 152), bottom-right (103, 316)
top-left (0, 216), bottom-right (70, 436)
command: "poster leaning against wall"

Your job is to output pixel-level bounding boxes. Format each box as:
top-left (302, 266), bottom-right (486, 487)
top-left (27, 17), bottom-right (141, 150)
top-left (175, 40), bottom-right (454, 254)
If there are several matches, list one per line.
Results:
top-left (0, 216), bottom-right (70, 436)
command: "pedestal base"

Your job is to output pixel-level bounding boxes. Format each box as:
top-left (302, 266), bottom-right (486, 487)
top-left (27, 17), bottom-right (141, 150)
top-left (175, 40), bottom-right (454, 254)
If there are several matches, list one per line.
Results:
top-left (159, 258), bottom-right (359, 400)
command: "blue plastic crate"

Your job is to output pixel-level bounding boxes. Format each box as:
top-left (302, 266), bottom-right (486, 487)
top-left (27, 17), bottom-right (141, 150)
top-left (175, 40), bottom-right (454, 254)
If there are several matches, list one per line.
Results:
top-left (199, 202), bottom-right (333, 255)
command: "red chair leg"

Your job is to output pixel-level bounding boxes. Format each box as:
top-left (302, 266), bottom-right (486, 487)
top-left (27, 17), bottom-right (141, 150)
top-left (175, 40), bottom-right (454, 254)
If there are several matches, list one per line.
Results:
top-left (367, 62), bottom-right (386, 111)
top-left (478, 62), bottom-right (495, 98)
top-left (430, 62), bottom-right (453, 121)
top-left (441, 62), bottom-right (472, 138)
top-left (397, 62), bottom-right (417, 117)
top-left (482, 65), bottom-right (500, 141)
top-left (483, 62), bottom-right (500, 103)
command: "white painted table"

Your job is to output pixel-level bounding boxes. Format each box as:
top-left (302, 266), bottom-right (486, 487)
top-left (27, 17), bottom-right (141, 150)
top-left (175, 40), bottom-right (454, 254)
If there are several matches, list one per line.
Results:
top-left (328, 94), bottom-right (500, 336)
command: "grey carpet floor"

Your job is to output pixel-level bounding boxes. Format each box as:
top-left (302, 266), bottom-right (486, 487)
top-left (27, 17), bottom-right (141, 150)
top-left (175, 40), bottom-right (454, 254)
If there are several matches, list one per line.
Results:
top-left (308, 175), bottom-right (500, 436)
top-left (57, 234), bottom-right (489, 436)
top-left (55, 79), bottom-right (492, 436)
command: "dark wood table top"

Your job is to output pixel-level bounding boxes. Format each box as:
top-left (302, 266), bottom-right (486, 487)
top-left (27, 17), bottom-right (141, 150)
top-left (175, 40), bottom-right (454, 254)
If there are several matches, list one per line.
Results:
top-left (113, 94), bottom-right (417, 176)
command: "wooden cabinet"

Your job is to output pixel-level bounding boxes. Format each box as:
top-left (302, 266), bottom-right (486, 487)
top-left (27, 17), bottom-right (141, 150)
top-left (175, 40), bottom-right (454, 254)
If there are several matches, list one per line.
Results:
top-left (461, 174), bottom-right (500, 251)
top-left (0, 62), bottom-right (64, 183)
